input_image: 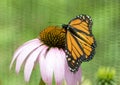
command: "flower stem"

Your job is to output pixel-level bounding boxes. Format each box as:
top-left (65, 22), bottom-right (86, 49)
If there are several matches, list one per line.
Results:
top-left (39, 78), bottom-right (46, 85)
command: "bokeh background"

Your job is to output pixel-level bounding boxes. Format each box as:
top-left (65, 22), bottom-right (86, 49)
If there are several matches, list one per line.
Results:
top-left (0, 0), bottom-right (120, 85)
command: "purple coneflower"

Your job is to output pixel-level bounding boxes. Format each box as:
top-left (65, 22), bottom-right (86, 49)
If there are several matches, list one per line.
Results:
top-left (10, 26), bottom-right (81, 85)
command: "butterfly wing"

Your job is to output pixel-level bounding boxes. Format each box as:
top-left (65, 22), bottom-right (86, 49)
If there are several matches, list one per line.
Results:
top-left (64, 14), bottom-right (96, 72)
top-left (65, 30), bottom-right (84, 72)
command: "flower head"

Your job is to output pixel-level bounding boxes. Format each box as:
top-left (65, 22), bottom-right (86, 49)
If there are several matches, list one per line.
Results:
top-left (10, 26), bottom-right (82, 85)
top-left (96, 67), bottom-right (116, 85)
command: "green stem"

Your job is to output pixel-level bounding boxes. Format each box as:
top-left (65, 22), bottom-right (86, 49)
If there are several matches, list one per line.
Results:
top-left (39, 78), bottom-right (46, 85)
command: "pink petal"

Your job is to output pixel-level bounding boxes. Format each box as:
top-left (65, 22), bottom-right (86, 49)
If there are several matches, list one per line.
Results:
top-left (15, 39), bottom-right (41, 73)
top-left (24, 45), bottom-right (46, 82)
top-left (53, 48), bottom-right (66, 84)
top-left (56, 82), bottom-right (62, 85)
top-left (65, 62), bottom-right (82, 85)
top-left (40, 48), bottom-right (66, 85)
top-left (39, 47), bottom-right (53, 84)
top-left (10, 38), bottom-right (39, 69)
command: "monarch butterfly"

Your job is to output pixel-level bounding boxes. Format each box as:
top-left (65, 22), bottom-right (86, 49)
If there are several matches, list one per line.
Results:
top-left (62, 14), bottom-right (96, 72)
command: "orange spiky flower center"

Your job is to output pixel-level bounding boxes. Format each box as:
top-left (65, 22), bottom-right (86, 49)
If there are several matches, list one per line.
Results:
top-left (39, 26), bottom-right (65, 49)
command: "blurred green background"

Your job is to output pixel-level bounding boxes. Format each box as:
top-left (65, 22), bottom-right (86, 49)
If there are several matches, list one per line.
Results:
top-left (0, 0), bottom-right (120, 85)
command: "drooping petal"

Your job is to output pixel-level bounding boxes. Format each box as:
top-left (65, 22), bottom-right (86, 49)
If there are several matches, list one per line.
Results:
top-left (24, 45), bottom-right (46, 82)
top-left (40, 48), bottom-right (66, 85)
top-left (39, 47), bottom-right (54, 84)
top-left (65, 62), bottom-right (82, 85)
top-left (75, 68), bottom-right (82, 82)
top-left (10, 38), bottom-right (39, 69)
top-left (53, 48), bottom-right (66, 84)
top-left (39, 47), bottom-right (53, 85)
top-left (15, 39), bottom-right (41, 73)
